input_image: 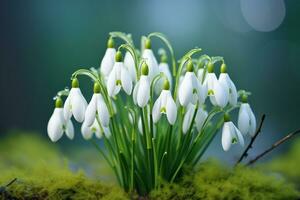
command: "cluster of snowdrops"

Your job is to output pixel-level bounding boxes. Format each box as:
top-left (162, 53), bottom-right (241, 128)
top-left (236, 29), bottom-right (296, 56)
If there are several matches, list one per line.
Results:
top-left (47, 32), bottom-right (256, 194)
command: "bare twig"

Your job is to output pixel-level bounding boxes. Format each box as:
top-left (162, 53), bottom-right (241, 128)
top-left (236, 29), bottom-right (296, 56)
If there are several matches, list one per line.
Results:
top-left (5, 178), bottom-right (17, 187)
top-left (247, 129), bottom-right (300, 166)
top-left (235, 114), bottom-right (266, 166)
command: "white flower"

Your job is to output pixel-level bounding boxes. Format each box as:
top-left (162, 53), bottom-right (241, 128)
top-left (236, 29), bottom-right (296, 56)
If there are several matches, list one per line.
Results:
top-left (107, 51), bottom-right (133, 96)
top-left (195, 106), bottom-right (208, 132)
top-left (142, 40), bottom-right (159, 81)
top-left (48, 98), bottom-right (74, 142)
top-left (64, 80), bottom-right (87, 123)
top-left (218, 64), bottom-right (237, 106)
top-left (124, 51), bottom-right (137, 83)
top-left (222, 120), bottom-right (244, 151)
top-left (152, 88), bottom-right (177, 125)
top-left (133, 63), bottom-right (150, 107)
top-left (81, 120), bottom-right (102, 140)
top-left (85, 88), bottom-right (110, 128)
top-left (182, 103), bottom-right (196, 133)
top-left (197, 68), bottom-right (206, 84)
top-left (206, 72), bottom-right (228, 108)
top-left (100, 38), bottom-right (116, 77)
top-left (178, 61), bottom-right (205, 106)
top-left (155, 61), bottom-right (173, 94)
top-left (238, 102), bottom-right (256, 136)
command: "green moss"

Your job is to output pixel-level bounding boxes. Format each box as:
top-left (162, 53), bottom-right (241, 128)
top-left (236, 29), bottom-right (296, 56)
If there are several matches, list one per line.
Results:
top-left (0, 130), bottom-right (128, 200)
top-left (150, 161), bottom-right (299, 200)
top-left (265, 138), bottom-right (300, 190)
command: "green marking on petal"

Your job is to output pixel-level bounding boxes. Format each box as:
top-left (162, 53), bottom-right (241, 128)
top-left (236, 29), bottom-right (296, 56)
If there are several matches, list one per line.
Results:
top-left (160, 107), bottom-right (166, 113)
top-left (116, 80), bottom-right (122, 86)
top-left (208, 90), bottom-right (214, 95)
top-left (232, 137), bottom-right (238, 144)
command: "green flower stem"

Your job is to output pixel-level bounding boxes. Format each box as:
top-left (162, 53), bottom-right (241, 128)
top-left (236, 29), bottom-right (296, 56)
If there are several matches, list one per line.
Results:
top-left (147, 32), bottom-right (176, 77)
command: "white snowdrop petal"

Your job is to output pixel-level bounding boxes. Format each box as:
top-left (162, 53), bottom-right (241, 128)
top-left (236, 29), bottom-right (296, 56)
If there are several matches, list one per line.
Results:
top-left (97, 94), bottom-right (110, 127)
top-left (100, 48), bottom-right (116, 76)
top-left (234, 126), bottom-right (245, 147)
top-left (107, 67), bottom-right (117, 97)
top-left (238, 104), bottom-right (250, 136)
top-left (247, 104), bottom-right (257, 136)
top-left (63, 94), bottom-right (72, 121)
top-left (71, 88), bottom-right (87, 123)
top-left (65, 120), bottom-right (74, 140)
top-left (195, 108), bottom-right (208, 132)
top-left (84, 94), bottom-right (97, 127)
top-left (81, 121), bottom-right (93, 140)
top-left (229, 80), bottom-right (238, 106)
top-left (214, 80), bottom-right (228, 108)
top-left (152, 97), bottom-right (161, 123)
top-left (142, 49), bottom-right (159, 80)
top-left (166, 94), bottom-right (177, 125)
top-left (121, 66), bottom-right (133, 95)
top-left (124, 52), bottom-right (136, 82)
top-left (222, 122), bottom-right (233, 151)
top-left (159, 63), bottom-right (172, 86)
top-left (133, 81), bottom-right (139, 105)
top-left (47, 108), bottom-right (64, 142)
top-left (182, 104), bottom-right (195, 133)
top-left (137, 76), bottom-right (150, 107)
top-left (103, 127), bottom-right (111, 138)
top-left (178, 73), bottom-right (193, 106)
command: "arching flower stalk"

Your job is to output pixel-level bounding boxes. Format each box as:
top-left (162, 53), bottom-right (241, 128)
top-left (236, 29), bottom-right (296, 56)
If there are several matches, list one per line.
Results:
top-left (47, 32), bottom-right (256, 195)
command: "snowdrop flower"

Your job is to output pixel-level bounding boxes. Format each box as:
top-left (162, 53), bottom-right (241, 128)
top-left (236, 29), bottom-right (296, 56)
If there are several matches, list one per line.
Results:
top-left (48, 97), bottom-right (74, 142)
top-left (178, 60), bottom-right (203, 106)
top-left (141, 38), bottom-right (159, 81)
top-left (218, 63), bottom-right (238, 106)
top-left (195, 106), bottom-right (208, 132)
top-left (221, 113), bottom-right (244, 151)
top-left (238, 94), bottom-right (256, 136)
top-left (206, 62), bottom-right (228, 108)
top-left (64, 78), bottom-right (87, 123)
top-left (197, 62), bottom-right (207, 84)
top-left (107, 51), bottom-right (133, 96)
top-left (133, 62), bottom-right (150, 107)
top-left (81, 120), bottom-right (102, 140)
top-left (100, 38), bottom-right (116, 77)
top-left (124, 51), bottom-right (137, 83)
top-left (85, 82), bottom-right (110, 128)
top-left (152, 80), bottom-right (177, 125)
top-left (155, 54), bottom-right (173, 94)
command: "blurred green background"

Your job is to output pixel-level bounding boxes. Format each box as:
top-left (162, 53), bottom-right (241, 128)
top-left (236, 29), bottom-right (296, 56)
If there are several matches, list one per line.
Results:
top-left (0, 0), bottom-right (299, 164)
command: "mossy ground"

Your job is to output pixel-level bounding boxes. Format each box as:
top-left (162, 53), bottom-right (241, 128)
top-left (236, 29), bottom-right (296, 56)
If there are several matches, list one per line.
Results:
top-left (0, 131), bottom-right (299, 200)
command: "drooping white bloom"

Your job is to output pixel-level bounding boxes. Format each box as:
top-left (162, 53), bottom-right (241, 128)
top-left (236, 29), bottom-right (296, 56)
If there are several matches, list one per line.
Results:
top-left (142, 39), bottom-right (159, 81)
top-left (64, 80), bottom-right (87, 123)
top-left (222, 120), bottom-right (244, 151)
top-left (197, 68), bottom-right (206, 84)
top-left (195, 106), bottom-right (208, 132)
top-left (107, 51), bottom-right (133, 96)
top-left (81, 120), bottom-right (102, 140)
top-left (48, 98), bottom-right (74, 142)
top-left (85, 90), bottom-right (110, 128)
top-left (218, 64), bottom-right (237, 106)
top-left (178, 62), bottom-right (201, 106)
top-left (100, 38), bottom-right (116, 77)
top-left (124, 51), bottom-right (137, 83)
top-left (238, 102), bottom-right (256, 136)
top-left (155, 61), bottom-right (173, 94)
top-left (133, 63), bottom-right (151, 107)
top-left (182, 103), bottom-right (196, 133)
top-left (206, 72), bottom-right (228, 108)
top-left (152, 88), bottom-right (177, 125)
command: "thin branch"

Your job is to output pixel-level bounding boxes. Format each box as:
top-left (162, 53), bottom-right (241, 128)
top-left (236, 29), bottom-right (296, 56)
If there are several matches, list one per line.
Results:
top-left (236, 114), bottom-right (266, 166)
top-left (247, 129), bottom-right (300, 166)
top-left (6, 178), bottom-right (17, 187)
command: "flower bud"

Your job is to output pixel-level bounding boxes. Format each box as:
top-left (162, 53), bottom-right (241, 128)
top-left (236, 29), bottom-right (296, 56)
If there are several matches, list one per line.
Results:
top-left (141, 62), bottom-right (149, 75)
top-left (220, 63), bottom-right (227, 73)
top-left (145, 38), bottom-right (151, 49)
top-left (115, 51), bottom-right (123, 62)
top-left (186, 60), bottom-right (194, 72)
top-left (207, 62), bottom-right (214, 73)
top-left (72, 78), bottom-right (79, 88)
top-left (107, 37), bottom-right (114, 48)
top-left (55, 97), bottom-right (63, 108)
top-left (160, 54), bottom-right (168, 63)
top-left (224, 113), bottom-right (231, 122)
top-left (93, 82), bottom-right (101, 93)
top-left (241, 94), bottom-right (248, 103)
top-left (163, 79), bottom-right (170, 90)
